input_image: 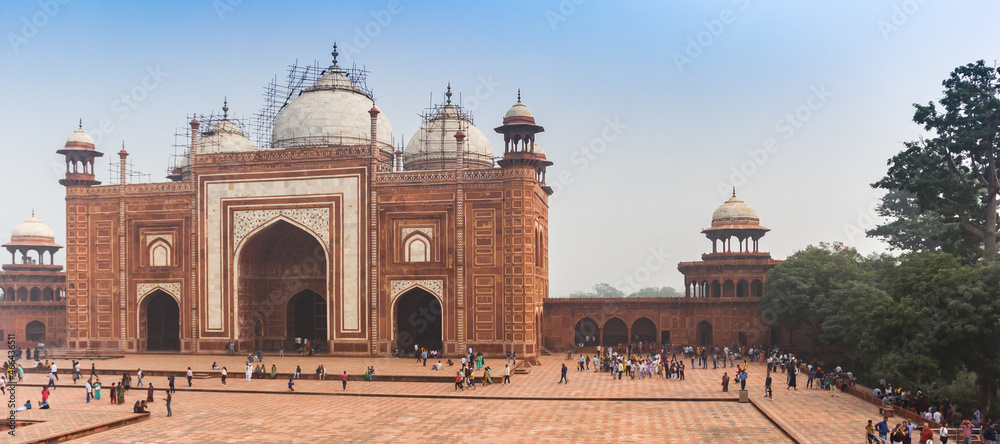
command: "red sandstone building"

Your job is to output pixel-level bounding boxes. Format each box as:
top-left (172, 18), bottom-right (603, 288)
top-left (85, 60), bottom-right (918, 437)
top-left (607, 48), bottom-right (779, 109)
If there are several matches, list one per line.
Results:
top-left (0, 214), bottom-right (68, 347)
top-left (56, 48), bottom-right (550, 358)
top-left (542, 192), bottom-right (781, 350)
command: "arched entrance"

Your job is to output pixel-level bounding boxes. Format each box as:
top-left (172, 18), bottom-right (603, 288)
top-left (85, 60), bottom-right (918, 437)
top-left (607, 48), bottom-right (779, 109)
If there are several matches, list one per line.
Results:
top-left (143, 291), bottom-right (180, 351)
top-left (723, 280), bottom-right (735, 298)
top-left (631, 317), bottom-right (656, 343)
top-left (573, 317), bottom-right (600, 347)
top-left (751, 279), bottom-right (764, 298)
top-left (25, 320), bottom-right (45, 343)
top-left (602, 318), bottom-right (628, 347)
top-left (710, 281), bottom-right (721, 298)
top-left (237, 219), bottom-right (328, 352)
top-left (736, 280), bottom-right (749, 298)
top-left (287, 289), bottom-right (327, 344)
top-left (696, 320), bottom-right (713, 346)
top-left (395, 288), bottom-right (442, 352)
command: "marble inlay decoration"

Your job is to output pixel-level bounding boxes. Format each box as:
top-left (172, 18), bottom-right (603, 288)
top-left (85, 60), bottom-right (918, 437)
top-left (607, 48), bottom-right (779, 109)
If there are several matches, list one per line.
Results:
top-left (232, 207), bottom-right (331, 252)
top-left (390, 279), bottom-right (444, 301)
top-left (401, 227), bottom-right (433, 240)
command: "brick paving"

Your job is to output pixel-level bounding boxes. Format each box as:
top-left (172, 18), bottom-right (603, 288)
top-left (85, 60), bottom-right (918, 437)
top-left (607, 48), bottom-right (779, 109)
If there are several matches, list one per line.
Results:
top-left (7, 354), bottom-right (883, 443)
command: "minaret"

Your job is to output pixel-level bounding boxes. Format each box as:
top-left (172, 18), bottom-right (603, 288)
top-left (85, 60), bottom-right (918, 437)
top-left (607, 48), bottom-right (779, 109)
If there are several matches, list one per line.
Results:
top-left (57, 120), bottom-right (104, 187)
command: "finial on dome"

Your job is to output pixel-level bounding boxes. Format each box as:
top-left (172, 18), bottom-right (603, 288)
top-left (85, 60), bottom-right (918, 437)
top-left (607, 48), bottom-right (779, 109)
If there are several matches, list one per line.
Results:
top-left (732, 187), bottom-right (736, 197)
top-left (517, 89), bottom-right (521, 102)
top-left (445, 83), bottom-right (452, 105)
top-left (222, 97), bottom-right (229, 119)
top-left (78, 118), bottom-right (82, 130)
top-left (31, 208), bottom-right (34, 217)
top-left (331, 42), bottom-right (339, 66)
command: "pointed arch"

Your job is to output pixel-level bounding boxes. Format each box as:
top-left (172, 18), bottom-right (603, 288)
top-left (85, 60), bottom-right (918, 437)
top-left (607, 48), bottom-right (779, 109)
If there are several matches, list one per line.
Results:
top-left (404, 232), bottom-right (430, 262)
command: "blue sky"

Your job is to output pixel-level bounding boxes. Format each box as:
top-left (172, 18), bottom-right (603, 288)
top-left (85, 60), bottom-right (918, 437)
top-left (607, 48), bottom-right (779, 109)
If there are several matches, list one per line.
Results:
top-left (1, 0), bottom-right (998, 296)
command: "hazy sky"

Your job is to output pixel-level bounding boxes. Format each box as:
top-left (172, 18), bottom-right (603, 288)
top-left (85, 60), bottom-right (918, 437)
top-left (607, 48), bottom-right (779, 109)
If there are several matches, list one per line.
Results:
top-left (1, 1), bottom-right (997, 297)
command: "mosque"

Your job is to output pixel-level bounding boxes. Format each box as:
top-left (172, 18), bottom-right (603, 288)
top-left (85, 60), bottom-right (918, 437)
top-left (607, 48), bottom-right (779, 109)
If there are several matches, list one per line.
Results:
top-left (0, 45), bottom-right (784, 358)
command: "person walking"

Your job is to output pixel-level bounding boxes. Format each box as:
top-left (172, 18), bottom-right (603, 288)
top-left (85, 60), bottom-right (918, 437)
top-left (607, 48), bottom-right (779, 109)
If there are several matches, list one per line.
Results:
top-left (940, 423), bottom-right (950, 444)
top-left (137, 368), bottom-right (144, 387)
top-left (455, 371), bottom-right (464, 391)
top-left (50, 362), bottom-right (59, 381)
top-left (559, 363), bottom-right (569, 384)
top-left (221, 367), bottom-right (227, 386)
top-left (342, 371), bottom-right (348, 391)
top-left (90, 363), bottom-right (97, 378)
top-left (186, 368), bottom-right (193, 387)
top-left (168, 375), bottom-right (175, 394)
top-left (163, 391), bottom-right (172, 417)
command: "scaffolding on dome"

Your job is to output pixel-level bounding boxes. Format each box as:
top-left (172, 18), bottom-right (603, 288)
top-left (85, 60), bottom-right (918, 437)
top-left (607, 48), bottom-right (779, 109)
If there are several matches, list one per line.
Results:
top-left (405, 94), bottom-right (495, 169)
top-left (251, 59), bottom-right (374, 150)
top-left (166, 112), bottom-right (254, 175)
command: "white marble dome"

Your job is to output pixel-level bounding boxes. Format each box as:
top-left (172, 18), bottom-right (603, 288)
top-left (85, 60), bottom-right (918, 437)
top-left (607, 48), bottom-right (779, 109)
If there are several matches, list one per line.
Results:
top-left (711, 195), bottom-right (760, 226)
top-left (271, 65), bottom-right (393, 152)
top-left (404, 104), bottom-right (494, 170)
top-left (66, 128), bottom-right (95, 145)
top-left (504, 100), bottom-right (534, 119)
top-left (11, 216), bottom-right (55, 242)
top-left (199, 119), bottom-right (257, 154)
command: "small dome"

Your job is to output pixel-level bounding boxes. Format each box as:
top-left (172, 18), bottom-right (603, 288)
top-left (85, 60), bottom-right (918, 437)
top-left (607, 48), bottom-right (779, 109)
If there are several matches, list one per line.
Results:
top-left (199, 119), bottom-right (257, 154)
top-left (405, 103), bottom-right (494, 170)
top-left (271, 65), bottom-right (393, 152)
top-left (66, 128), bottom-right (95, 145)
top-left (710, 194), bottom-right (762, 228)
top-left (504, 100), bottom-right (534, 119)
top-left (530, 142), bottom-right (545, 155)
top-left (5, 215), bottom-right (60, 248)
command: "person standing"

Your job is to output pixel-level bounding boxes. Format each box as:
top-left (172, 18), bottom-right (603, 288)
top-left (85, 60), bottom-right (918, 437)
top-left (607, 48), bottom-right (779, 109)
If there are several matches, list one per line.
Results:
top-left (146, 384), bottom-right (155, 404)
top-left (288, 378), bottom-right (295, 392)
top-left (168, 375), bottom-right (175, 393)
top-left (90, 363), bottom-right (97, 378)
top-left (186, 367), bottom-right (193, 387)
top-left (0, 375), bottom-right (6, 395)
top-left (722, 372), bottom-right (729, 392)
top-left (279, 343), bottom-right (284, 358)
top-left (738, 369), bottom-right (748, 391)
top-left (503, 364), bottom-right (511, 385)
top-left (221, 367), bottom-right (227, 386)
top-left (559, 363), bottom-right (568, 384)
top-left (919, 422), bottom-right (934, 444)
top-left (163, 391), bottom-right (172, 417)
top-left (765, 372), bottom-right (773, 399)
top-left (245, 363), bottom-right (252, 382)
top-left (940, 423), bottom-right (949, 444)
top-left (961, 419), bottom-right (973, 444)
top-left (110, 382), bottom-right (118, 404)
top-left (342, 371), bottom-right (348, 391)
top-left (50, 362), bottom-right (58, 381)
top-left (875, 417), bottom-right (890, 443)
top-left (866, 420), bottom-right (877, 444)
top-left (85, 379), bottom-right (92, 403)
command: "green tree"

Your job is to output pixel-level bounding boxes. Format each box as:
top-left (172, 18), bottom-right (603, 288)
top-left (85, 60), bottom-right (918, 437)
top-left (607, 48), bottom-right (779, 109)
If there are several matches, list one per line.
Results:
top-left (593, 283), bottom-right (624, 299)
top-left (758, 242), bottom-right (872, 342)
top-left (873, 60), bottom-right (1000, 260)
top-left (866, 189), bottom-right (980, 258)
top-left (629, 286), bottom-right (684, 298)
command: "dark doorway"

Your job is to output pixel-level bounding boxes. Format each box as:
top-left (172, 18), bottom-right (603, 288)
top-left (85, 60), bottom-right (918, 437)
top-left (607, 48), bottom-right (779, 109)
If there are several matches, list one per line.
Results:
top-left (287, 289), bottom-right (327, 342)
top-left (661, 330), bottom-right (671, 345)
top-left (696, 320), bottom-right (713, 346)
top-left (145, 291), bottom-right (180, 351)
top-left (25, 321), bottom-right (45, 343)
top-left (602, 318), bottom-right (628, 347)
top-left (738, 331), bottom-right (748, 347)
top-left (395, 288), bottom-right (442, 352)
top-left (631, 317), bottom-right (656, 344)
top-left (573, 317), bottom-right (600, 347)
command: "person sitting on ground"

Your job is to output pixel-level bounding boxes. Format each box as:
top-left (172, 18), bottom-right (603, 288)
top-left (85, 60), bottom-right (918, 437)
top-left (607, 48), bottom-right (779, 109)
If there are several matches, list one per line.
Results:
top-left (447, 359), bottom-right (454, 367)
top-left (432, 361), bottom-right (443, 370)
top-left (212, 362), bottom-right (219, 370)
top-left (39, 399), bottom-right (50, 409)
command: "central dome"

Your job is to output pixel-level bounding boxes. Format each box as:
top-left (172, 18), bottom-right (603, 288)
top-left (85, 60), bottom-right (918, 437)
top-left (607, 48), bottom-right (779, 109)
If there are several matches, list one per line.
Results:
top-left (271, 62), bottom-right (393, 152)
top-left (404, 92), bottom-right (494, 170)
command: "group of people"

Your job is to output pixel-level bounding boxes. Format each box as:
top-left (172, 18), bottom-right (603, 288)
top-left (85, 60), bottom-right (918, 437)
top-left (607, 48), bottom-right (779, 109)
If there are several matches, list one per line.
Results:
top-left (867, 417), bottom-right (999, 444)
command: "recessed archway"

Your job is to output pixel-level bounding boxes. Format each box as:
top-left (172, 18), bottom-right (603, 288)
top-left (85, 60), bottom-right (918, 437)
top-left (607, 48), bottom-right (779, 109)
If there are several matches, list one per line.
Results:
top-left (631, 317), bottom-right (656, 343)
top-left (394, 287), bottom-right (442, 352)
top-left (237, 219), bottom-right (328, 352)
top-left (29, 287), bottom-right (41, 301)
top-left (602, 317), bottom-right (628, 348)
top-left (751, 279), bottom-right (764, 298)
top-left (42, 288), bottom-right (54, 301)
top-left (25, 320), bottom-right (45, 343)
top-left (710, 281), bottom-right (721, 298)
top-left (573, 317), bottom-right (600, 347)
top-left (736, 280), bottom-right (749, 298)
top-left (696, 320), bottom-right (713, 346)
top-left (723, 280), bottom-right (735, 298)
top-left (142, 290), bottom-right (180, 351)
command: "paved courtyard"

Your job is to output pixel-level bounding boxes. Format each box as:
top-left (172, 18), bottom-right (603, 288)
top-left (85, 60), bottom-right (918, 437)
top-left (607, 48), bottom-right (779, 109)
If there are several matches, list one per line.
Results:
top-left (6, 354), bottom-right (881, 443)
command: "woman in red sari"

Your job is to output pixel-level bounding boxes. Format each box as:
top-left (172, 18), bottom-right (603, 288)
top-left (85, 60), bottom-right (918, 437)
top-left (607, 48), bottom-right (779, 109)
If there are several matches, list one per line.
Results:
top-left (146, 384), bottom-right (154, 404)
top-left (110, 382), bottom-right (117, 404)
